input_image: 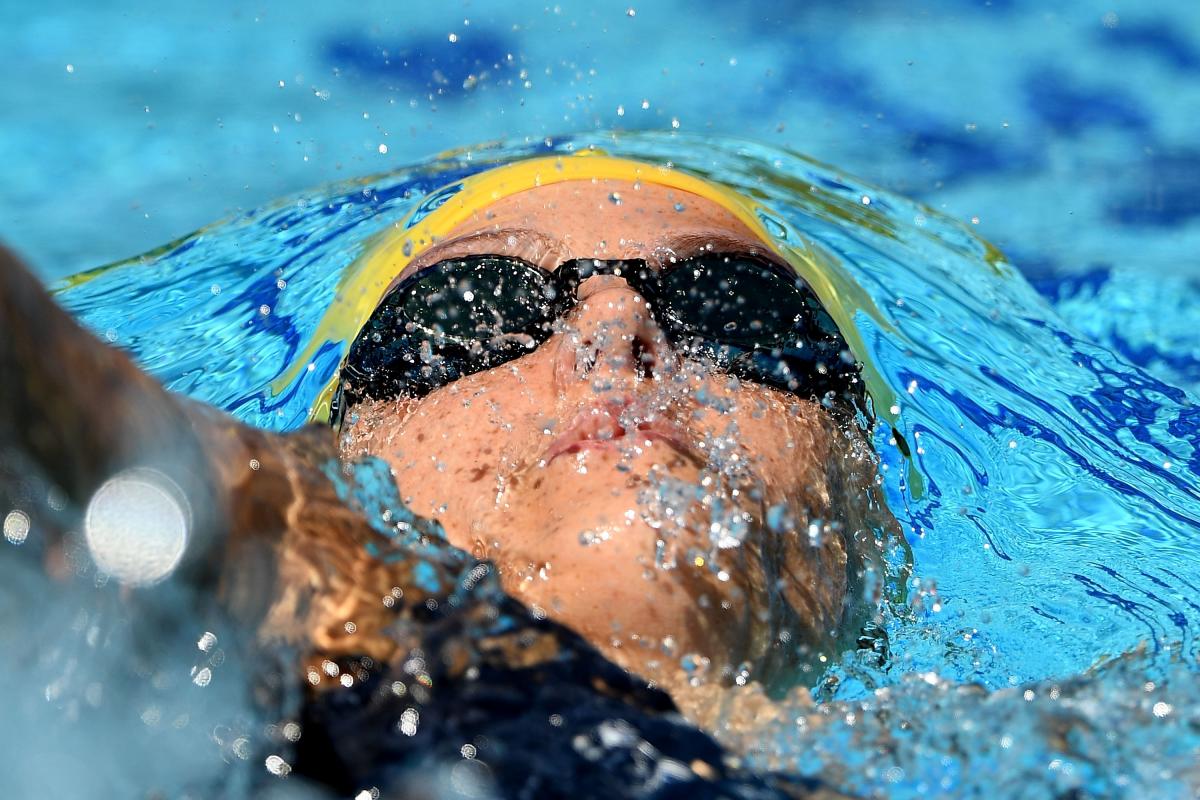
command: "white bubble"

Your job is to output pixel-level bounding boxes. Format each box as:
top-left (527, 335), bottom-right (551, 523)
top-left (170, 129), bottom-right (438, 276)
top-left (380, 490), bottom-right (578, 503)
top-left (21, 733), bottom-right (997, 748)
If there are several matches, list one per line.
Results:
top-left (3, 510), bottom-right (30, 545)
top-left (84, 467), bottom-right (190, 586)
top-left (265, 754), bottom-right (291, 776)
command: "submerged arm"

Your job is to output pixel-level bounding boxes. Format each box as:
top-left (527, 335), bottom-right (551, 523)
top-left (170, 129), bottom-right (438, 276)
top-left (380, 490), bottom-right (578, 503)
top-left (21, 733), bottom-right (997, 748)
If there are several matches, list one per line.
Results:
top-left (0, 246), bottom-right (397, 660)
top-left (0, 245), bottom-right (225, 559)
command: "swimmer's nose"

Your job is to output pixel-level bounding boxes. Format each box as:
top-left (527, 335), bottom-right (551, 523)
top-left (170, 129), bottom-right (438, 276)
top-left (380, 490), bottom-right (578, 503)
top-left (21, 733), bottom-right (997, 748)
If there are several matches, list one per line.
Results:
top-left (554, 275), bottom-right (673, 391)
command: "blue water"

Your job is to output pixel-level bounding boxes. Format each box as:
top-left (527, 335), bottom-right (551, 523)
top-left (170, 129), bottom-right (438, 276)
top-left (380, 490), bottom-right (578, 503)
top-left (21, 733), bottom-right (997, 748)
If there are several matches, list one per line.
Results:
top-left (6, 0), bottom-right (1200, 796)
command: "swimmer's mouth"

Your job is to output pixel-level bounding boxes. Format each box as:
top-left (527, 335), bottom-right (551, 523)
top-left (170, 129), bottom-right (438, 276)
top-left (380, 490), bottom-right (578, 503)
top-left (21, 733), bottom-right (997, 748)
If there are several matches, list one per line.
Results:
top-left (544, 400), bottom-right (699, 466)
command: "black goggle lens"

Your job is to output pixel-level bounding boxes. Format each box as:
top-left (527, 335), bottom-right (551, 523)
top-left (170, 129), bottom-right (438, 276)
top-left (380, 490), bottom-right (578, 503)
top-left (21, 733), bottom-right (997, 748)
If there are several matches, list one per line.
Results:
top-left (396, 256), bottom-right (554, 342)
top-left (341, 257), bottom-right (557, 406)
top-left (658, 255), bottom-right (812, 346)
top-left (337, 253), bottom-right (863, 420)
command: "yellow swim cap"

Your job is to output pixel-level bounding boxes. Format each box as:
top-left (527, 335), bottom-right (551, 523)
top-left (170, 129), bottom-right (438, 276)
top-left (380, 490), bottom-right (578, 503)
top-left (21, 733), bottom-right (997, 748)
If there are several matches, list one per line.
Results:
top-left (284, 151), bottom-right (895, 425)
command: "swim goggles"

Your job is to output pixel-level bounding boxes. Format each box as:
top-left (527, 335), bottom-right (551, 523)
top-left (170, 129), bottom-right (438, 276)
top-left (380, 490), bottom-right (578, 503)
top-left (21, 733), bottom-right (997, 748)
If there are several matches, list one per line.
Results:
top-left (332, 250), bottom-right (864, 423)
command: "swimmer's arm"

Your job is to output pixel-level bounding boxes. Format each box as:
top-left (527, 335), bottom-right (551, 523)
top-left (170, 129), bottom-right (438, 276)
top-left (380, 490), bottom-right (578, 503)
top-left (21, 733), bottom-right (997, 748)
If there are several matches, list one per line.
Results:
top-left (0, 247), bottom-right (384, 656)
top-left (0, 245), bottom-right (224, 548)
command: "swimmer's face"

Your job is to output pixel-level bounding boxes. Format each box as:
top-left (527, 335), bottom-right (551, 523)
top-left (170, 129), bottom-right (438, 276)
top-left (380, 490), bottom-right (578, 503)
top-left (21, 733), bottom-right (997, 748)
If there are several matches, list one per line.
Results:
top-left (342, 179), bottom-right (878, 685)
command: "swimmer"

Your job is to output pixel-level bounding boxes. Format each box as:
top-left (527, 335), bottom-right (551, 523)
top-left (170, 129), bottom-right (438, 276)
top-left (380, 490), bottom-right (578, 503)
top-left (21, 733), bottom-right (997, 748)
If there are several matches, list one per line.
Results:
top-left (0, 155), bottom-right (896, 702)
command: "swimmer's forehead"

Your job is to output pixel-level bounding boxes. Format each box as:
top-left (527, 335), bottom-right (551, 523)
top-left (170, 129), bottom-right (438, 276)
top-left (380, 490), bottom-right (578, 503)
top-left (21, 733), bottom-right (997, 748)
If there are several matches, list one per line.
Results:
top-left (398, 178), bottom-right (779, 281)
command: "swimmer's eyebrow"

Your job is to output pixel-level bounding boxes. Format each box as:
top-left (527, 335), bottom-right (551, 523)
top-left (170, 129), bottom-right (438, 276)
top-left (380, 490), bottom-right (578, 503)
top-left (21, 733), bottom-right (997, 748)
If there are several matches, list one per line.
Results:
top-left (648, 230), bottom-right (785, 268)
top-left (398, 227), bottom-right (564, 280)
top-left (392, 227), bottom-right (784, 285)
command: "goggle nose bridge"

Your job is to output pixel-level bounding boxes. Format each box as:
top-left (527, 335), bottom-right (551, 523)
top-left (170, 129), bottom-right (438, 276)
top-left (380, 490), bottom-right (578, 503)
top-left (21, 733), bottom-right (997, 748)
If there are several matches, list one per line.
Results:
top-left (563, 257), bottom-right (650, 279)
top-left (554, 257), bottom-right (661, 312)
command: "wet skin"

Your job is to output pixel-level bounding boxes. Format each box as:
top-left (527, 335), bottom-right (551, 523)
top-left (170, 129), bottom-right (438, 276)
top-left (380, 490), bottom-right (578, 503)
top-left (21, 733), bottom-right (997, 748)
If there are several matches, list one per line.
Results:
top-left (341, 180), bottom-right (881, 686)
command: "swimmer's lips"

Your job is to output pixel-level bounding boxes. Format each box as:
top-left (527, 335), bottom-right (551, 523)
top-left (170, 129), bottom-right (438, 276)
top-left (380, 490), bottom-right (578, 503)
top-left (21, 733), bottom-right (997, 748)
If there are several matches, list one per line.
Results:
top-left (544, 405), bottom-right (698, 466)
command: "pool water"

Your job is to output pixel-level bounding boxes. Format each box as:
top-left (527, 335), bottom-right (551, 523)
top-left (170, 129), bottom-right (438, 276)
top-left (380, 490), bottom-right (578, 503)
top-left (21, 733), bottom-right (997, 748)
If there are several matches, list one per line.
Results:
top-left (4, 1), bottom-right (1200, 797)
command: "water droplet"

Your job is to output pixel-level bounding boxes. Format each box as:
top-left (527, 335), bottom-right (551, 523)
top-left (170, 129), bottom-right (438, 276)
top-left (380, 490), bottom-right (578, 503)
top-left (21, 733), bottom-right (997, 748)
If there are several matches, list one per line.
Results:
top-left (756, 210), bottom-right (788, 240)
top-left (265, 754), bottom-right (291, 776)
top-left (399, 707), bottom-right (420, 736)
top-left (766, 503), bottom-right (792, 534)
top-left (3, 510), bottom-right (30, 545)
top-left (609, 192), bottom-right (622, 205)
top-left (680, 652), bottom-right (711, 679)
top-left (84, 467), bottom-right (190, 586)
top-left (579, 529), bottom-right (611, 547)
top-left (378, 143), bottom-right (389, 154)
